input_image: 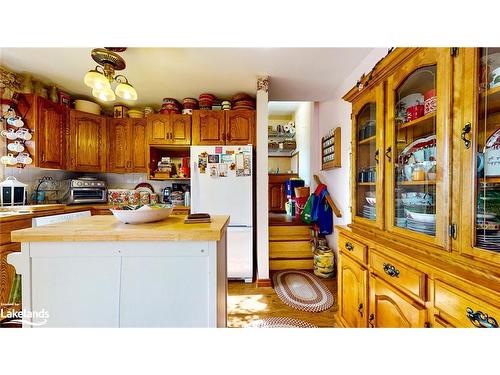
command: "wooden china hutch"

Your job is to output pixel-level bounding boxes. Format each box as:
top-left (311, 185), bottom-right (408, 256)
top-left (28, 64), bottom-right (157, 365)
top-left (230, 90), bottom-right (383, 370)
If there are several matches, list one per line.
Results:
top-left (338, 48), bottom-right (500, 328)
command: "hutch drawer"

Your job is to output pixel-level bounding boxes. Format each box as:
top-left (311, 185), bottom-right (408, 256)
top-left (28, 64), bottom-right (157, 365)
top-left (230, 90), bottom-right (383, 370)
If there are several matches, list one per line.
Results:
top-left (338, 234), bottom-right (367, 264)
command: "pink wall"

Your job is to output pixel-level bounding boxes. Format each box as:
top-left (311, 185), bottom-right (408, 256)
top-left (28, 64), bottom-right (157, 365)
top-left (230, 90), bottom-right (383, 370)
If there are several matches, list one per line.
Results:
top-left (312, 48), bottom-right (388, 251)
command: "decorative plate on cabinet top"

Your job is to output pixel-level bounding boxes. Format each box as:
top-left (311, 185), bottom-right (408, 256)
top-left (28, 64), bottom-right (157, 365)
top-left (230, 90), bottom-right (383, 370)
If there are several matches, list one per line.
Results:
top-left (134, 182), bottom-right (154, 193)
top-left (484, 128), bottom-right (500, 177)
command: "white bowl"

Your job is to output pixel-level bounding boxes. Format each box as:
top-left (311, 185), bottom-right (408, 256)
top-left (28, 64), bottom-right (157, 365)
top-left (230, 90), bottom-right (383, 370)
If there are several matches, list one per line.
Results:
top-left (74, 99), bottom-right (101, 115)
top-left (365, 197), bottom-right (376, 206)
top-left (110, 205), bottom-right (174, 224)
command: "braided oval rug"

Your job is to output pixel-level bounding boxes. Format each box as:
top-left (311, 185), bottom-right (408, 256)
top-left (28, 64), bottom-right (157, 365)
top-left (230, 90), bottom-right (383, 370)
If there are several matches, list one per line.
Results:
top-left (245, 317), bottom-right (317, 328)
top-left (272, 270), bottom-right (335, 313)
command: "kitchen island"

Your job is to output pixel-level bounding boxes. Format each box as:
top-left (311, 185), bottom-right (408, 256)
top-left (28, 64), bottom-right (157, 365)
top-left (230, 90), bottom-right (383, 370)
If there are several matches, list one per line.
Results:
top-left (8, 215), bottom-right (229, 328)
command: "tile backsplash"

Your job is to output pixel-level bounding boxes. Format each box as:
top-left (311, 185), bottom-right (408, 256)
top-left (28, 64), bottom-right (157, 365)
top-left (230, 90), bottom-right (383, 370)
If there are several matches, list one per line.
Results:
top-left (2, 167), bottom-right (188, 204)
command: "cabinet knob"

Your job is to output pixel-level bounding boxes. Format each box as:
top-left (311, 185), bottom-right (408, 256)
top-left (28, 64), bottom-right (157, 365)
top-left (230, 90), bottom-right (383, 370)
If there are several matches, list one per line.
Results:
top-left (385, 146), bottom-right (392, 162)
top-left (466, 307), bottom-right (498, 328)
top-left (368, 313), bottom-right (375, 328)
top-left (383, 263), bottom-right (400, 278)
top-left (345, 242), bottom-right (354, 251)
top-left (358, 303), bottom-right (363, 317)
top-left (461, 122), bottom-right (472, 149)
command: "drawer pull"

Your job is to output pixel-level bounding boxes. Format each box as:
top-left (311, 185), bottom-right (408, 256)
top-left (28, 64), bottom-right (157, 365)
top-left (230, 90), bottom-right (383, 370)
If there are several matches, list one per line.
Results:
top-left (358, 303), bottom-right (363, 317)
top-left (466, 307), bottom-right (498, 328)
top-left (368, 313), bottom-right (375, 328)
top-left (345, 242), bottom-right (354, 251)
top-left (383, 263), bottom-right (400, 278)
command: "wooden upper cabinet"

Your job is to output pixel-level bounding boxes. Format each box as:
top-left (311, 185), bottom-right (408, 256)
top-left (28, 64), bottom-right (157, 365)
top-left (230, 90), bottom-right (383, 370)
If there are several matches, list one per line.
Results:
top-left (147, 114), bottom-right (191, 145)
top-left (130, 118), bottom-right (147, 172)
top-left (170, 114), bottom-right (191, 144)
top-left (339, 255), bottom-right (368, 328)
top-left (147, 114), bottom-right (170, 144)
top-left (108, 118), bottom-right (131, 173)
top-left (385, 48), bottom-right (453, 250)
top-left (36, 97), bottom-right (66, 169)
top-left (69, 110), bottom-right (107, 172)
top-left (225, 110), bottom-right (255, 145)
top-left (192, 110), bottom-right (225, 145)
top-left (368, 275), bottom-right (427, 328)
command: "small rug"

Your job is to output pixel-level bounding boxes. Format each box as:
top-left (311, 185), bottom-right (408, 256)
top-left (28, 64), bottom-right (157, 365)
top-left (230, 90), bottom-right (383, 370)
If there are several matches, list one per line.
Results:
top-left (272, 270), bottom-right (335, 313)
top-left (245, 317), bottom-right (317, 328)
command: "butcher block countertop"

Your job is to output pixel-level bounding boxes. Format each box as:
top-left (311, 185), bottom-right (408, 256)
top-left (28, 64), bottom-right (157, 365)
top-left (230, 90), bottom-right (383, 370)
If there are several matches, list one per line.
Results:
top-left (10, 215), bottom-right (230, 242)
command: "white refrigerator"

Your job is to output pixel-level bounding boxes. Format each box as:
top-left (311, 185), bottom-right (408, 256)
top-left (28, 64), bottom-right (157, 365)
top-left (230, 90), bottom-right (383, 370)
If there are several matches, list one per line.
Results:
top-left (190, 145), bottom-right (253, 282)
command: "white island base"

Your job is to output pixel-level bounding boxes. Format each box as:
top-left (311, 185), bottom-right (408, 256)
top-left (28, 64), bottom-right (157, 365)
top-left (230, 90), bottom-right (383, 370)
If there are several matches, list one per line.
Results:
top-left (9, 216), bottom-right (228, 328)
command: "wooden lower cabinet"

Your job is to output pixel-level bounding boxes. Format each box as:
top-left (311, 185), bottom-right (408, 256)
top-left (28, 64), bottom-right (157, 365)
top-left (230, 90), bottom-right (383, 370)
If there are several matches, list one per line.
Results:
top-left (269, 183), bottom-right (286, 213)
top-left (338, 254), bottom-right (367, 328)
top-left (336, 227), bottom-right (500, 328)
top-left (368, 275), bottom-right (427, 328)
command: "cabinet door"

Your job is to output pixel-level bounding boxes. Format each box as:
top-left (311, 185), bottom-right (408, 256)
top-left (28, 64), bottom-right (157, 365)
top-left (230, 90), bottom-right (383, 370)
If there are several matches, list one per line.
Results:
top-left (269, 183), bottom-right (285, 212)
top-left (131, 118), bottom-right (147, 172)
top-left (385, 48), bottom-right (453, 249)
top-left (147, 115), bottom-right (170, 144)
top-left (458, 48), bottom-right (500, 264)
top-left (108, 118), bottom-right (131, 173)
top-left (0, 244), bottom-right (19, 306)
top-left (338, 254), bottom-right (368, 327)
top-left (69, 110), bottom-right (107, 172)
top-left (192, 110), bottom-right (225, 145)
top-left (170, 114), bottom-right (191, 144)
top-left (37, 98), bottom-right (66, 169)
top-left (351, 84), bottom-right (385, 230)
top-left (225, 110), bottom-right (255, 145)
top-left (368, 275), bottom-right (427, 328)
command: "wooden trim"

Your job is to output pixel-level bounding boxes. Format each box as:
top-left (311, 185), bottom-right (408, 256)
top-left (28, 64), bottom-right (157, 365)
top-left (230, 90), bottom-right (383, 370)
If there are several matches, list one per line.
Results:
top-left (256, 278), bottom-right (272, 288)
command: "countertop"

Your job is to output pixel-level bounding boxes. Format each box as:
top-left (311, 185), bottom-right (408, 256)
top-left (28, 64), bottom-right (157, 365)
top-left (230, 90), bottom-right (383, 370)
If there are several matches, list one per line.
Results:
top-left (10, 214), bottom-right (230, 242)
top-left (0, 204), bottom-right (190, 223)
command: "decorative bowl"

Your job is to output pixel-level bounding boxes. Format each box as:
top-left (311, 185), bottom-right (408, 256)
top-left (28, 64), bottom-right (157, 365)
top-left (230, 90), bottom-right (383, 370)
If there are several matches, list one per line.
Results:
top-left (74, 99), bottom-right (101, 115)
top-left (365, 197), bottom-right (376, 206)
top-left (110, 204), bottom-right (173, 224)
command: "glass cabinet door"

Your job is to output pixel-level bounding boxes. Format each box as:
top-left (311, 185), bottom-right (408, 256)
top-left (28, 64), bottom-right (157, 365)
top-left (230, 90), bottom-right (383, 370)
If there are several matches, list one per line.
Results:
top-left (462, 48), bottom-right (500, 259)
top-left (352, 84), bottom-right (384, 229)
top-left (386, 48), bottom-right (452, 248)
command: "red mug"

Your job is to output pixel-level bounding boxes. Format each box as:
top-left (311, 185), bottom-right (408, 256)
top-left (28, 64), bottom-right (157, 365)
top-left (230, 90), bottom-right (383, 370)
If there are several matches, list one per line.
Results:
top-left (406, 104), bottom-right (424, 122)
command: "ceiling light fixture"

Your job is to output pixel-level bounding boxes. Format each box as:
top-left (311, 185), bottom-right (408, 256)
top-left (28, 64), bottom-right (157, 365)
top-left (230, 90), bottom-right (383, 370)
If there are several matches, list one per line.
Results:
top-left (83, 48), bottom-right (137, 102)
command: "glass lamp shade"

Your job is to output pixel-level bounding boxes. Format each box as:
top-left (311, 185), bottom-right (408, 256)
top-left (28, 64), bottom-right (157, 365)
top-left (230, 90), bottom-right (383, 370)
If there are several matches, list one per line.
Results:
top-left (92, 87), bottom-right (116, 101)
top-left (84, 70), bottom-right (110, 90)
top-left (115, 82), bottom-right (138, 100)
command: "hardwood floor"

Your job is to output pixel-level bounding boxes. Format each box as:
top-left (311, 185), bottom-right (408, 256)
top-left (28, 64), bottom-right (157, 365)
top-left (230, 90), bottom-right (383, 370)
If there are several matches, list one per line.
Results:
top-left (227, 272), bottom-right (338, 328)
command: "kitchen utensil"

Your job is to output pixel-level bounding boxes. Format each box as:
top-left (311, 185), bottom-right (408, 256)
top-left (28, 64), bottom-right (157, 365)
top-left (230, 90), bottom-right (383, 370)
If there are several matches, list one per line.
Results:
top-left (74, 99), bottom-right (101, 115)
top-left (110, 204), bottom-right (174, 224)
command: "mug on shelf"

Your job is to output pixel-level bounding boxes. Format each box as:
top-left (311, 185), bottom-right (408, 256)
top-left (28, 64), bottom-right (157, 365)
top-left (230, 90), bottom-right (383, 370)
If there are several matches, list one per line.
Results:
top-left (15, 128), bottom-right (32, 141)
top-left (16, 152), bottom-right (32, 165)
top-left (6, 116), bottom-right (24, 127)
top-left (7, 141), bottom-right (25, 153)
top-left (406, 104), bottom-right (424, 122)
top-left (1, 128), bottom-right (18, 140)
top-left (0, 153), bottom-right (18, 165)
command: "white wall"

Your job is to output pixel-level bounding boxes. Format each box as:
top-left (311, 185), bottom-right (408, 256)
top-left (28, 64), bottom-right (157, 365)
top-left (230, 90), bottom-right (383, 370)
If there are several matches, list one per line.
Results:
top-left (313, 48), bottom-right (388, 251)
top-left (293, 102), bottom-right (313, 186)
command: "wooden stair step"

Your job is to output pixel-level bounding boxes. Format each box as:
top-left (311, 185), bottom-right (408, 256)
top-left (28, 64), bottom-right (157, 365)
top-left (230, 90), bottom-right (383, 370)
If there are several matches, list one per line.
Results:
top-left (270, 240), bottom-right (312, 259)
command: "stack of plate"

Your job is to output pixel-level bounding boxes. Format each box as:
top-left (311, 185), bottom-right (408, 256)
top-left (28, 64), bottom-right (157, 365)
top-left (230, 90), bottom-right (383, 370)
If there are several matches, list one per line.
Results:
top-left (182, 97), bottom-right (198, 110)
top-left (395, 217), bottom-right (407, 228)
top-left (222, 100), bottom-right (231, 110)
top-left (406, 218), bottom-right (435, 235)
top-left (362, 205), bottom-right (376, 220)
top-left (476, 233), bottom-right (500, 251)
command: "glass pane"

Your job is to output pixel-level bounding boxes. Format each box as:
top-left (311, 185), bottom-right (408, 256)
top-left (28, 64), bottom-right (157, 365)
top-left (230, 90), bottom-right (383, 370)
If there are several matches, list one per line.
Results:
top-left (356, 103), bottom-right (377, 220)
top-left (476, 47), bottom-right (500, 252)
top-left (394, 66), bottom-right (437, 236)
